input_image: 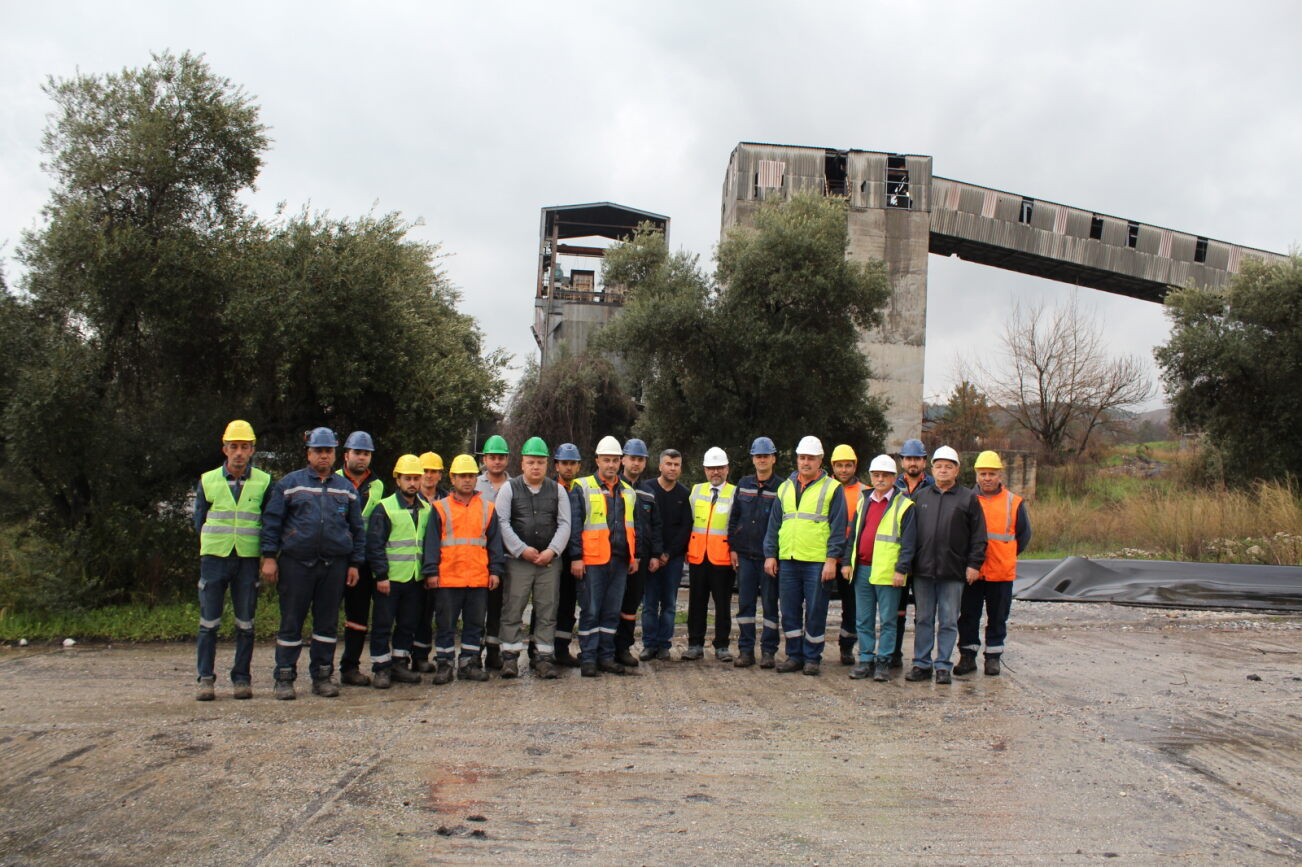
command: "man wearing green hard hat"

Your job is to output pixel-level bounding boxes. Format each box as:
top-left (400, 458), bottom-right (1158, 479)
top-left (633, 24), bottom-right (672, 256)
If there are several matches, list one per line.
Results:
top-left (493, 436), bottom-right (571, 679)
top-left (476, 434), bottom-right (511, 669)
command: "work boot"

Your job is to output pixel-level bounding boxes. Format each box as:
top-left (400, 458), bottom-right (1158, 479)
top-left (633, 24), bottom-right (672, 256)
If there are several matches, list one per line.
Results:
top-left (432, 662), bottom-right (455, 685)
top-left (391, 662), bottom-right (422, 684)
top-left (485, 646), bottom-right (503, 670)
top-left (655, 647), bottom-right (673, 661)
top-left (232, 681), bottom-right (253, 700)
top-left (759, 652), bottom-right (776, 669)
top-left (372, 668), bottom-right (392, 689)
top-left (413, 658), bottom-right (435, 673)
top-left (934, 669), bottom-right (953, 685)
top-left (839, 646), bottom-right (856, 666)
top-left (311, 675), bottom-right (341, 698)
top-left (776, 658), bottom-right (803, 673)
top-left (954, 651), bottom-right (978, 676)
top-left (554, 645), bottom-right (581, 668)
top-left (580, 660), bottom-right (600, 677)
top-left (274, 678), bottom-right (296, 701)
top-left (985, 656), bottom-right (1002, 676)
top-left (533, 657), bottom-right (559, 679)
top-left (905, 666), bottom-right (931, 682)
top-left (888, 652), bottom-right (904, 670)
top-left (340, 668), bottom-right (371, 687)
top-left (681, 645), bottom-right (704, 661)
top-left (500, 653), bottom-right (520, 679)
top-left (639, 646), bottom-right (658, 662)
top-left (734, 650), bottom-right (755, 668)
top-left (849, 662), bottom-right (873, 680)
top-left (195, 676), bottom-right (216, 701)
top-left (872, 662), bottom-right (890, 682)
top-left (597, 659), bottom-right (627, 675)
top-left (802, 661), bottom-right (821, 676)
top-left (460, 661), bottom-right (489, 682)
top-left (715, 647), bottom-right (734, 663)
top-left (616, 648), bottom-right (640, 668)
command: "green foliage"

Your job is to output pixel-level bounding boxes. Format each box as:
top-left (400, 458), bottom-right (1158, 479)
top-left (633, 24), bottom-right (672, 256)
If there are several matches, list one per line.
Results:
top-left (502, 352), bottom-right (638, 464)
top-left (1, 52), bottom-right (504, 610)
top-left (1156, 256), bottom-right (1302, 481)
top-left (596, 195), bottom-right (890, 469)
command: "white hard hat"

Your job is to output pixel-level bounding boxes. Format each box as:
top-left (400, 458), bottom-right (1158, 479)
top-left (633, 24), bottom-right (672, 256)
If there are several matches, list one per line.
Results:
top-left (932, 445), bottom-right (960, 465)
top-left (795, 435), bottom-right (824, 456)
top-left (868, 454), bottom-right (897, 474)
top-left (595, 435), bottom-right (623, 456)
top-left (703, 447), bottom-right (728, 467)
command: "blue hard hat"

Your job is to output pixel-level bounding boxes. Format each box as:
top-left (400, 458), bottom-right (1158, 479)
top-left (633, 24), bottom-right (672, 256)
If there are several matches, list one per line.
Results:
top-left (749, 436), bottom-right (777, 455)
top-left (306, 427), bottom-right (338, 448)
top-left (622, 438), bottom-right (649, 457)
top-left (900, 438), bottom-right (927, 458)
top-left (554, 442), bottom-right (582, 461)
top-left (344, 431), bottom-right (375, 451)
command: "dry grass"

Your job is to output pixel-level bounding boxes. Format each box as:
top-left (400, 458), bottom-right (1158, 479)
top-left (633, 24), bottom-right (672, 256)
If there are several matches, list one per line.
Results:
top-left (1028, 480), bottom-right (1302, 565)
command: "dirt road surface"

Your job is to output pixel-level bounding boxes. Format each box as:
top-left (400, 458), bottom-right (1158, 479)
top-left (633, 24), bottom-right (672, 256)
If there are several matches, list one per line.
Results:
top-left (1, 601), bottom-right (1299, 864)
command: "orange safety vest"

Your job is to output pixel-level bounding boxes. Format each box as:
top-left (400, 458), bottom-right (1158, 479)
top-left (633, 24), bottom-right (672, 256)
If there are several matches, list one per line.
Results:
top-left (576, 475), bottom-right (637, 566)
top-left (977, 487), bottom-right (1023, 582)
top-left (686, 482), bottom-right (736, 566)
top-left (841, 481), bottom-right (865, 540)
top-left (436, 493), bottom-right (494, 587)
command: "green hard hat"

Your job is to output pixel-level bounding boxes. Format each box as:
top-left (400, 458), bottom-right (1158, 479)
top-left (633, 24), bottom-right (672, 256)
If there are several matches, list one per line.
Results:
top-left (482, 434), bottom-right (509, 455)
top-left (521, 436), bottom-right (549, 457)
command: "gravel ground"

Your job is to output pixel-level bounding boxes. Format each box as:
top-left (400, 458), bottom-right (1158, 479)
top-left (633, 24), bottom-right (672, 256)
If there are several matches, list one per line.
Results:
top-left (1, 599), bottom-right (1299, 865)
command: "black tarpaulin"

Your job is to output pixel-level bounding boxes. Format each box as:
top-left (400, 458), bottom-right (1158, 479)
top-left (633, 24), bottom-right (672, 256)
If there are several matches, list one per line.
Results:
top-left (1013, 556), bottom-right (1302, 612)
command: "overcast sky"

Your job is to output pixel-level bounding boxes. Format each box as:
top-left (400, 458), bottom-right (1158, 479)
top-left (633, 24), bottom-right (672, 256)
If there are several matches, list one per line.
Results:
top-left (3, 1), bottom-right (1299, 412)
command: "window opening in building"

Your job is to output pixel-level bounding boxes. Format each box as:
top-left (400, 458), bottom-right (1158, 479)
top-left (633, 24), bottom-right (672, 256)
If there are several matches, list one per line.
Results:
top-left (1089, 215), bottom-right (1104, 240)
top-left (886, 155), bottom-right (911, 209)
top-left (1127, 221), bottom-right (1139, 248)
top-left (1194, 236), bottom-right (1209, 263)
top-left (1019, 197), bottom-right (1034, 224)
top-left (824, 150), bottom-right (848, 197)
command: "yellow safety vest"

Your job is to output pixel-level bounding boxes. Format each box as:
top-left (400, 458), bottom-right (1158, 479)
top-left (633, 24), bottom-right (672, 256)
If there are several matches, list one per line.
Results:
top-left (379, 493), bottom-right (430, 583)
top-left (776, 473), bottom-right (837, 562)
top-left (846, 492), bottom-right (914, 585)
top-left (199, 467), bottom-right (271, 558)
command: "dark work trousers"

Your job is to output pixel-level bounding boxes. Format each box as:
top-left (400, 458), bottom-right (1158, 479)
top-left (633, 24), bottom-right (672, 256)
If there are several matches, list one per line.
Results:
top-left (385, 579), bottom-right (426, 668)
top-left (615, 559), bottom-right (651, 653)
top-left (892, 583), bottom-right (914, 659)
top-left (834, 575), bottom-right (858, 654)
top-left (340, 565), bottom-right (394, 673)
top-left (412, 586), bottom-right (436, 664)
top-left (549, 554), bottom-right (579, 653)
top-left (958, 579), bottom-right (1014, 658)
top-left (687, 561), bottom-right (735, 650)
top-left (483, 583), bottom-right (503, 656)
top-left (274, 557), bottom-right (347, 680)
top-left (196, 554), bottom-right (259, 683)
top-left (435, 586), bottom-right (488, 663)
top-left (735, 555), bottom-right (779, 655)
top-left (577, 562), bottom-right (627, 663)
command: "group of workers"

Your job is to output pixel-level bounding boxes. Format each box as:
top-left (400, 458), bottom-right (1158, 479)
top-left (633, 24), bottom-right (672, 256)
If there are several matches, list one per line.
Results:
top-left (193, 421), bottom-right (1030, 700)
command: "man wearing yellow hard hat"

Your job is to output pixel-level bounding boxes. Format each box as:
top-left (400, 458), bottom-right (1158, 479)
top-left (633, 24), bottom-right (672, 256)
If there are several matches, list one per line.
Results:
top-left (410, 451), bottom-right (446, 672)
top-left (829, 444), bottom-right (866, 666)
top-left (956, 450), bottom-right (1031, 678)
top-left (364, 455), bottom-right (432, 688)
top-left (192, 420), bottom-right (271, 701)
top-left (418, 452), bottom-right (446, 504)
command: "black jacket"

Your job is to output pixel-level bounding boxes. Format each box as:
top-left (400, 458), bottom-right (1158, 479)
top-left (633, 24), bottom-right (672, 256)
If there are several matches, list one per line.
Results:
top-left (646, 478), bottom-right (692, 559)
top-left (910, 483), bottom-right (987, 582)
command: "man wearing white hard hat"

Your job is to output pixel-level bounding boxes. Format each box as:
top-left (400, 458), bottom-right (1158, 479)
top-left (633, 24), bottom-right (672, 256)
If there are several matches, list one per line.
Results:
top-left (682, 447), bottom-right (737, 662)
top-left (567, 436), bottom-right (641, 677)
top-left (842, 455), bottom-right (916, 681)
top-left (905, 446), bottom-right (987, 685)
top-left (762, 436), bottom-right (849, 676)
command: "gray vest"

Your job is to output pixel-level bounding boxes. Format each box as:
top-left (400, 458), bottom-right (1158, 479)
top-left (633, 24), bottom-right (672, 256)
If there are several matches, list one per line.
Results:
top-left (508, 476), bottom-right (559, 550)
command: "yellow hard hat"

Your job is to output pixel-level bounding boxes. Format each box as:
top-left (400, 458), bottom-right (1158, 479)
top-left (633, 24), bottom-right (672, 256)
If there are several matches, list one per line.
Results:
top-left (420, 451), bottom-right (444, 471)
top-left (222, 419), bottom-right (256, 443)
top-left (830, 444), bottom-right (858, 464)
top-left (449, 454), bottom-right (480, 475)
top-left (974, 450), bottom-right (1004, 470)
top-left (393, 454), bottom-right (424, 477)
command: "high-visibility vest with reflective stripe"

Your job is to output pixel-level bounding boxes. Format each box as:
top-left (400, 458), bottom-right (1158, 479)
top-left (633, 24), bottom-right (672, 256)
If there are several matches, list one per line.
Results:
top-left (199, 467), bottom-right (271, 557)
top-left (576, 475), bottom-right (636, 566)
top-left (379, 493), bottom-right (430, 583)
top-left (776, 473), bottom-right (838, 562)
top-left (436, 493), bottom-right (494, 587)
top-left (841, 481), bottom-right (865, 540)
top-left (846, 492), bottom-right (914, 585)
top-left (337, 470), bottom-right (384, 525)
top-left (687, 482), bottom-right (735, 566)
top-left (978, 488), bottom-right (1022, 582)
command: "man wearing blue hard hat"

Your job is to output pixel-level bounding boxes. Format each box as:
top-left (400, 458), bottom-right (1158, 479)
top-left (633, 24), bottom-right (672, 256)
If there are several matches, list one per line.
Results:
top-left (335, 431), bottom-right (389, 686)
top-left (888, 437), bottom-right (934, 669)
top-left (260, 427), bottom-right (367, 700)
top-left (727, 436), bottom-right (783, 668)
top-left (614, 438), bottom-right (663, 669)
top-left (547, 443), bottom-right (585, 667)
